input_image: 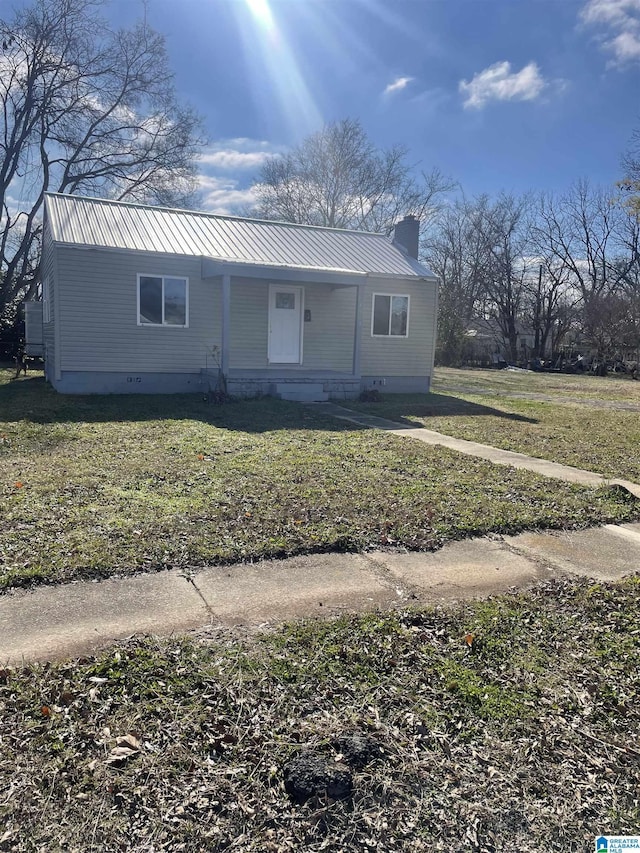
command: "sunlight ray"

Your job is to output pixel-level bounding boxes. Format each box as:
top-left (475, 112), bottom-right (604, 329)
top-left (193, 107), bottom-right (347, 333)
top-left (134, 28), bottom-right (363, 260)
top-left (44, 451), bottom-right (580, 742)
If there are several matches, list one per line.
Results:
top-left (236, 0), bottom-right (323, 138)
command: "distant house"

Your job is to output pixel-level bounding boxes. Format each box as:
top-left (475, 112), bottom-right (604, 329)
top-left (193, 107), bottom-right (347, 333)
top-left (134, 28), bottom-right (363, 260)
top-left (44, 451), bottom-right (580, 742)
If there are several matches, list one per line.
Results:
top-left (26, 194), bottom-right (438, 399)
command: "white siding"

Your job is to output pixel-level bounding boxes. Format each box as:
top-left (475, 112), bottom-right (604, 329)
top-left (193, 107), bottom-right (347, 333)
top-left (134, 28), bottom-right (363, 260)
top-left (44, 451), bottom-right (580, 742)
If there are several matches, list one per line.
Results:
top-left (359, 277), bottom-right (437, 376)
top-left (41, 221), bottom-right (56, 376)
top-left (56, 247), bottom-right (220, 373)
top-left (302, 286), bottom-right (354, 370)
top-left (229, 279), bottom-right (356, 371)
top-left (229, 278), bottom-right (268, 369)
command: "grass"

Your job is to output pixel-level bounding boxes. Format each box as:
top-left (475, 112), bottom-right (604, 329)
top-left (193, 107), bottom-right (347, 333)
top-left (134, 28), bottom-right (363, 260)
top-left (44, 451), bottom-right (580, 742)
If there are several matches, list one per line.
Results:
top-left (1, 575), bottom-right (638, 850)
top-left (432, 365), bottom-right (640, 403)
top-left (1, 368), bottom-right (639, 591)
top-left (344, 367), bottom-right (640, 483)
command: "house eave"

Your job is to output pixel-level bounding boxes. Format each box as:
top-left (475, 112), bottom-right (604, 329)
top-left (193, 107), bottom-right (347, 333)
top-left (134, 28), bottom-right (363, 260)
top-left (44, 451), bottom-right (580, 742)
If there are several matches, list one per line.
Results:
top-left (201, 257), bottom-right (367, 285)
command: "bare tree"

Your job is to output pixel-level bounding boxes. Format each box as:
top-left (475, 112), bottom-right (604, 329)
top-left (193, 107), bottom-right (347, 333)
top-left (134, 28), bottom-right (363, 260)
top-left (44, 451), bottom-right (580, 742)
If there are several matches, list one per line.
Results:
top-left (620, 126), bottom-right (640, 217)
top-left (470, 193), bottom-right (531, 363)
top-left (424, 196), bottom-right (488, 364)
top-left (253, 118), bottom-right (454, 235)
top-left (0, 0), bottom-right (204, 325)
top-left (528, 198), bottom-right (582, 359)
top-left (533, 182), bottom-right (632, 356)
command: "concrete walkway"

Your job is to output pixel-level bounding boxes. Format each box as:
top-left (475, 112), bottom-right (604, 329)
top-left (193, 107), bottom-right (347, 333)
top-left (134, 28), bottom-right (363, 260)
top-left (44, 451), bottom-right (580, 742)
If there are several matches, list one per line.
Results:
top-left (312, 402), bottom-right (640, 497)
top-left (2, 523), bottom-right (640, 665)
top-left (3, 403), bottom-right (640, 665)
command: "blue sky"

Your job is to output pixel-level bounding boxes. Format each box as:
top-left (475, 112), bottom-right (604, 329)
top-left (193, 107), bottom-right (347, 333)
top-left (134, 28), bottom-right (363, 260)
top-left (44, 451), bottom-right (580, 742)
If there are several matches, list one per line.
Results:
top-left (104, 0), bottom-right (640, 211)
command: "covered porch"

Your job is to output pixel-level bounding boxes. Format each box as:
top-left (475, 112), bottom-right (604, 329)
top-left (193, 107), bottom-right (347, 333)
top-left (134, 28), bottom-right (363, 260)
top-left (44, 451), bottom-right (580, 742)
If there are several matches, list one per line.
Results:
top-left (201, 257), bottom-right (366, 400)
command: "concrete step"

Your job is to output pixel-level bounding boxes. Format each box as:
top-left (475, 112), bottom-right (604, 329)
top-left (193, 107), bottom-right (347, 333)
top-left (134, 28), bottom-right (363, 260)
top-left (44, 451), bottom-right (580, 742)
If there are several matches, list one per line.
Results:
top-left (275, 382), bottom-right (329, 402)
top-left (279, 390), bottom-right (330, 402)
top-left (274, 382), bottom-right (324, 393)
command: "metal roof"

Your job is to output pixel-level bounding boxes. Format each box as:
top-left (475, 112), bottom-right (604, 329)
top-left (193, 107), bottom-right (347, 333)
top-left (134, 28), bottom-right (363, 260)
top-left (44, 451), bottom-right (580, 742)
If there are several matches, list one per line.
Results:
top-left (44, 193), bottom-right (436, 279)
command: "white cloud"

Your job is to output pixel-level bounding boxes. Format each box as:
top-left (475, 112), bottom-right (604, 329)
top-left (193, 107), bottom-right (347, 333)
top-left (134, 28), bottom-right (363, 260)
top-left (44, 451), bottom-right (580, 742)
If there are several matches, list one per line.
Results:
top-left (198, 174), bottom-right (259, 215)
top-left (459, 61), bottom-right (547, 109)
top-left (580, 0), bottom-right (640, 64)
top-left (383, 76), bottom-right (414, 96)
top-left (195, 138), bottom-right (284, 214)
top-left (198, 138), bottom-right (282, 171)
top-left (199, 149), bottom-right (276, 170)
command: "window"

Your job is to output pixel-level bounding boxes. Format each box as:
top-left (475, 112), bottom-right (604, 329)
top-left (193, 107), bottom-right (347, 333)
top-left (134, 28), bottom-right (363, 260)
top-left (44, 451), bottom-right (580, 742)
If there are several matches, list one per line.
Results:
top-left (138, 275), bottom-right (188, 326)
top-left (371, 293), bottom-right (409, 337)
top-left (275, 292), bottom-right (296, 309)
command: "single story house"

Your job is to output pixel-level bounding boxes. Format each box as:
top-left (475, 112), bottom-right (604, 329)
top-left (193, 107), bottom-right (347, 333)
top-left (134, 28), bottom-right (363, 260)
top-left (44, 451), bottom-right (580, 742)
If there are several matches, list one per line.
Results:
top-left (26, 193), bottom-right (438, 399)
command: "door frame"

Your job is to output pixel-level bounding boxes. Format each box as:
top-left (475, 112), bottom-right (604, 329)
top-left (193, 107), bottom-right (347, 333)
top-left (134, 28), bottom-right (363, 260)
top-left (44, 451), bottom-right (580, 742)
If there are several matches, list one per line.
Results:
top-left (267, 284), bottom-right (304, 364)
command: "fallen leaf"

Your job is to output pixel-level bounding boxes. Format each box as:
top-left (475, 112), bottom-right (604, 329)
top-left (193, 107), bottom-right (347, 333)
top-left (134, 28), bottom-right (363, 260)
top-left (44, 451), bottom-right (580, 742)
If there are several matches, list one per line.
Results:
top-left (106, 746), bottom-right (138, 765)
top-left (106, 734), bottom-right (141, 765)
top-left (117, 733), bottom-right (141, 750)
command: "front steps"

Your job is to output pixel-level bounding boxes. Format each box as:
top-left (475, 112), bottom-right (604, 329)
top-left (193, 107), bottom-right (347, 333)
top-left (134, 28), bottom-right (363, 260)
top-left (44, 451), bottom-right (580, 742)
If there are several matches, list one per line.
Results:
top-left (275, 382), bottom-right (329, 402)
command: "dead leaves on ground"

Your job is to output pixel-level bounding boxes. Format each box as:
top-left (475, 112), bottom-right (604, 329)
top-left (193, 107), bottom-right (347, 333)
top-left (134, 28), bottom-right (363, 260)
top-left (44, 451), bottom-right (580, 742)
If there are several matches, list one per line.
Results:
top-left (105, 733), bottom-right (142, 766)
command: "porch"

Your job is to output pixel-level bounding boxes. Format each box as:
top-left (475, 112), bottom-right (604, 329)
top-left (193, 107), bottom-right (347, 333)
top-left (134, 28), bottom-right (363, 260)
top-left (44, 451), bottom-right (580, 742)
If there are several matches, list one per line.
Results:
top-left (201, 258), bottom-right (366, 398)
top-left (201, 368), bottom-right (361, 401)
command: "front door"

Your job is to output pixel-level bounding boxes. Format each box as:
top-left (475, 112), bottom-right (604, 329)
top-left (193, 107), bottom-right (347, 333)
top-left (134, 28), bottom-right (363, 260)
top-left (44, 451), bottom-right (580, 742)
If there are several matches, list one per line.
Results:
top-left (268, 285), bottom-right (303, 364)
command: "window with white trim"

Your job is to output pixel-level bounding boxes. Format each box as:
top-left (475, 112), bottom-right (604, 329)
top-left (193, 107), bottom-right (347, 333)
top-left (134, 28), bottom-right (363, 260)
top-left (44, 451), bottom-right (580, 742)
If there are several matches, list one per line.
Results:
top-left (138, 275), bottom-right (188, 327)
top-left (371, 293), bottom-right (409, 337)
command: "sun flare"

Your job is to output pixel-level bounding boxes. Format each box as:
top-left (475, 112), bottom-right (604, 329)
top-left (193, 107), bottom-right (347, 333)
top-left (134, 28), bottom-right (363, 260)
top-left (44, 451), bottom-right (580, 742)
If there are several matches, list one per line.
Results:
top-left (245, 0), bottom-right (275, 31)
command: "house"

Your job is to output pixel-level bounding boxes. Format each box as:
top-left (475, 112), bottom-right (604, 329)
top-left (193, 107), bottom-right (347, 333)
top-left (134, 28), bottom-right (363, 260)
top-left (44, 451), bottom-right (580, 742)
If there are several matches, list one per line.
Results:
top-left (27, 193), bottom-right (438, 399)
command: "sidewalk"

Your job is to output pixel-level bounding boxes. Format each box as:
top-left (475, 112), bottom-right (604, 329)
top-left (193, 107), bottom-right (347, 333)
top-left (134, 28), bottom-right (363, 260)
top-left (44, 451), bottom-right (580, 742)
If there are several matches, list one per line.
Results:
top-left (2, 405), bottom-right (640, 665)
top-left (312, 402), bottom-right (640, 496)
top-left (2, 522), bottom-right (640, 665)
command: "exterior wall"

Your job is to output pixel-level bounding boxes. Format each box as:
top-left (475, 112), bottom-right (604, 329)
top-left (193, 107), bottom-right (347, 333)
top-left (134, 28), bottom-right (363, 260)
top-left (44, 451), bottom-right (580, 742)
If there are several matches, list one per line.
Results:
top-left (45, 238), bottom-right (436, 395)
top-left (360, 375), bottom-right (431, 393)
top-left (41, 220), bottom-right (56, 383)
top-left (54, 246), bottom-right (220, 376)
top-left (359, 276), bottom-right (437, 385)
top-left (54, 370), bottom-right (203, 395)
top-left (229, 279), bottom-right (355, 372)
top-left (24, 301), bottom-right (43, 356)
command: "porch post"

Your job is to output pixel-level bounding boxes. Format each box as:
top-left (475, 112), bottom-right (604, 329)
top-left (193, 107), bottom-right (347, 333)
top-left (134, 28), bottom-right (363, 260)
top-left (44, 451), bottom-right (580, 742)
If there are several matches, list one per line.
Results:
top-left (221, 273), bottom-right (231, 377)
top-left (352, 283), bottom-right (362, 377)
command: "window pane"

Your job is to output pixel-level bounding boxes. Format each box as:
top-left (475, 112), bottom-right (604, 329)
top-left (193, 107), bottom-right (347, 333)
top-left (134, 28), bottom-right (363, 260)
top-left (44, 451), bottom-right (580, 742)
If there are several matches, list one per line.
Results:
top-left (390, 296), bottom-right (408, 336)
top-left (275, 292), bottom-right (295, 309)
top-left (139, 277), bottom-right (162, 324)
top-left (373, 295), bottom-right (390, 335)
top-left (164, 277), bottom-right (187, 325)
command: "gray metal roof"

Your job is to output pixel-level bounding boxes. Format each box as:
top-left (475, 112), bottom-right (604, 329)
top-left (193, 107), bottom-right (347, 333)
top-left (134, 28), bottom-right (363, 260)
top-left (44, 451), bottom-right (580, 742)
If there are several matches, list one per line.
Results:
top-left (44, 193), bottom-right (436, 279)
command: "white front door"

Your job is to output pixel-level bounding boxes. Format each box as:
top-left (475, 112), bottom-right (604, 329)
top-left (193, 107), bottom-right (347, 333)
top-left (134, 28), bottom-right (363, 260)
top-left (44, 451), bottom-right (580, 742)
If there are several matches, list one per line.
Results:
top-left (268, 285), bottom-right (303, 364)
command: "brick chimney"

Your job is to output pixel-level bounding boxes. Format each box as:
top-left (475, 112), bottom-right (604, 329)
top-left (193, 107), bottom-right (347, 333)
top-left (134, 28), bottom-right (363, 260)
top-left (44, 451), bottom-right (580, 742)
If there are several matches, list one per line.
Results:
top-left (393, 214), bottom-right (419, 259)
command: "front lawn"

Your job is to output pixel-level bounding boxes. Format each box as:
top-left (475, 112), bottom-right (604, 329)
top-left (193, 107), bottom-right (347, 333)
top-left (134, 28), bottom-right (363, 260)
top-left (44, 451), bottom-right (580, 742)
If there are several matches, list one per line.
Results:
top-left (1, 576), bottom-right (638, 850)
top-left (1, 369), bottom-right (638, 590)
top-left (345, 371), bottom-right (640, 483)
top-left (432, 366), bottom-right (640, 403)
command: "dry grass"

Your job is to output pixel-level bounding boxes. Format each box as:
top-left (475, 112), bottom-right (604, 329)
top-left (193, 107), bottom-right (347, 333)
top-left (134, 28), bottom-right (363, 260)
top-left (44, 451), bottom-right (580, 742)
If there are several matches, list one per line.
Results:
top-left (1, 576), bottom-right (638, 851)
top-left (2, 368), bottom-right (637, 591)
top-left (344, 368), bottom-right (640, 483)
top-left (432, 366), bottom-right (640, 403)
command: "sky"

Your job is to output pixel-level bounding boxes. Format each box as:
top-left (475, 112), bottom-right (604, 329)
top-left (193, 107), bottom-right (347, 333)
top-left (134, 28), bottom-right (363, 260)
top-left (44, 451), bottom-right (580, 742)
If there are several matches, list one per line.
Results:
top-left (42, 0), bottom-right (640, 213)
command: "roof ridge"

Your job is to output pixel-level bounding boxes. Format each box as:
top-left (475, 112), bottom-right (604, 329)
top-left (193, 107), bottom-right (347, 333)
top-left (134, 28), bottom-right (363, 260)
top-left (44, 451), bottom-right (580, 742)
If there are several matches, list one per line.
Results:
top-left (44, 192), bottom-right (390, 239)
